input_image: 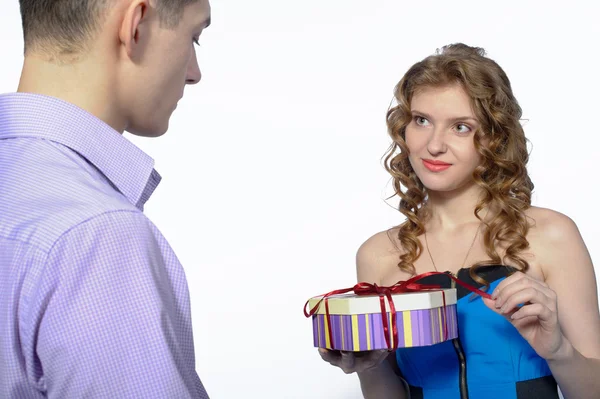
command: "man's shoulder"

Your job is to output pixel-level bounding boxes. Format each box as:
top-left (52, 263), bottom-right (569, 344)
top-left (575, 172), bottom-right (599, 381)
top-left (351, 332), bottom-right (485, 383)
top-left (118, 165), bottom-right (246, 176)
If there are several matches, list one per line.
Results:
top-left (0, 137), bottom-right (142, 252)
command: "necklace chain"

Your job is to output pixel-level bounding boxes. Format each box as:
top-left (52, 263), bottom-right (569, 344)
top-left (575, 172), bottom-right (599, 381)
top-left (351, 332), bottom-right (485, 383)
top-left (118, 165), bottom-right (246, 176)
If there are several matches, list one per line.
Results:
top-left (424, 224), bottom-right (481, 272)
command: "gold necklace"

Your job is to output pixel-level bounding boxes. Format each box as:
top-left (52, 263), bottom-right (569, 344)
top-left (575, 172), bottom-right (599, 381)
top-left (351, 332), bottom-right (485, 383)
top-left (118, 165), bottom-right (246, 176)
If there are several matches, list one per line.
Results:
top-left (424, 223), bottom-right (481, 272)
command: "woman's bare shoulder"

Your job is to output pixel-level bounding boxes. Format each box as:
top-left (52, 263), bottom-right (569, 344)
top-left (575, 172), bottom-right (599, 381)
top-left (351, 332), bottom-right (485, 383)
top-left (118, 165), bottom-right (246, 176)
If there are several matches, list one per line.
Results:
top-left (525, 206), bottom-right (580, 243)
top-left (525, 206), bottom-right (587, 275)
top-left (356, 228), bottom-right (406, 284)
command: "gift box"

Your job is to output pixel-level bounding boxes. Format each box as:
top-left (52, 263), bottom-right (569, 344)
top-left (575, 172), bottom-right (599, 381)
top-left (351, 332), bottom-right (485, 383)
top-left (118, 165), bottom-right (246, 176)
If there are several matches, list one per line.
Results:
top-left (306, 287), bottom-right (458, 351)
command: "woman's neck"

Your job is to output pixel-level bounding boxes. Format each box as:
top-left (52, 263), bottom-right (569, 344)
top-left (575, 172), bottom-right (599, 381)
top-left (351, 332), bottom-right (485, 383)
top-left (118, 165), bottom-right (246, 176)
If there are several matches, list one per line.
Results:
top-left (424, 183), bottom-right (488, 232)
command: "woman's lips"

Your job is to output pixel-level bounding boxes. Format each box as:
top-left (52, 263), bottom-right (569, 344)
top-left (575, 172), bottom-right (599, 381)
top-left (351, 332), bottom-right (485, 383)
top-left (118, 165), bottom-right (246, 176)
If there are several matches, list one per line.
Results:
top-left (422, 159), bottom-right (451, 172)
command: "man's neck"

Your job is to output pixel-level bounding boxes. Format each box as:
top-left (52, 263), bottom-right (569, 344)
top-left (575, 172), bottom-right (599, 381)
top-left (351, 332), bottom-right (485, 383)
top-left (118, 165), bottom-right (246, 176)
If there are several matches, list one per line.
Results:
top-left (17, 53), bottom-right (124, 133)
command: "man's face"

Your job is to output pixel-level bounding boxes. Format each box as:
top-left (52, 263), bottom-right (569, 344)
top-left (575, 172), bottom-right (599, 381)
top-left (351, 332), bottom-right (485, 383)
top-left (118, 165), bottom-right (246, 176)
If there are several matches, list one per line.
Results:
top-left (121, 0), bottom-right (211, 137)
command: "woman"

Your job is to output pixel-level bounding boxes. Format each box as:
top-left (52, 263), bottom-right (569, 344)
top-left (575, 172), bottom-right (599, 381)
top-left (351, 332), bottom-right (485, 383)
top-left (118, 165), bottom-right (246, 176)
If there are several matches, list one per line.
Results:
top-left (319, 43), bottom-right (600, 399)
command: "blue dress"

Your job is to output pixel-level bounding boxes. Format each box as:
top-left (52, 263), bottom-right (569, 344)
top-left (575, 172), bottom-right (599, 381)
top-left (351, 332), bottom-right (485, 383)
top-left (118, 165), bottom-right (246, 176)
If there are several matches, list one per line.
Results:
top-left (395, 266), bottom-right (558, 399)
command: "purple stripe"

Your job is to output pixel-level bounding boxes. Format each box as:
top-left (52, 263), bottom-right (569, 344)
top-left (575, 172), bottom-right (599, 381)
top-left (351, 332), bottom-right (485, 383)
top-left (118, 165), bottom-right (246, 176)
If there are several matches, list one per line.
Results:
top-left (339, 315), bottom-right (345, 350)
top-left (346, 316), bottom-right (351, 350)
top-left (332, 315), bottom-right (338, 350)
top-left (411, 310), bottom-right (420, 346)
top-left (340, 316), bottom-right (345, 350)
top-left (454, 305), bottom-right (458, 337)
top-left (370, 313), bottom-right (377, 349)
top-left (431, 308), bottom-right (438, 344)
top-left (315, 315), bottom-right (320, 347)
top-left (434, 308), bottom-right (440, 344)
top-left (329, 315), bottom-right (336, 349)
top-left (340, 315), bottom-right (345, 350)
top-left (421, 310), bottom-right (428, 345)
top-left (333, 315), bottom-right (341, 350)
top-left (439, 307), bottom-right (447, 342)
top-left (358, 314), bottom-right (367, 351)
top-left (312, 305), bottom-right (459, 350)
top-left (328, 315), bottom-right (332, 348)
top-left (345, 315), bottom-right (353, 351)
top-left (438, 308), bottom-right (445, 343)
top-left (424, 310), bottom-right (430, 345)
top-left (319, 315), bottom-right (326, 348)
top-left (371, 313), bottom-right (381, 349)
top-left (312, 315), bottom-right (318, 346)
top-left (396, 311), bottom-right (405, 348)
top-left (341, 315), bottom-right (346, 350)
top-left (437, 307), bottom-right (443, 341)
top-left (380, 313), bottom-right (387, 349)
top-left (340, 316), bottom-right (344, 351)
top-left (450, 305), bottom-right (458, 338)
top-left (444, 306), bottom-right (451, 339)
top-left (421, 309), bottom-right (429, 345)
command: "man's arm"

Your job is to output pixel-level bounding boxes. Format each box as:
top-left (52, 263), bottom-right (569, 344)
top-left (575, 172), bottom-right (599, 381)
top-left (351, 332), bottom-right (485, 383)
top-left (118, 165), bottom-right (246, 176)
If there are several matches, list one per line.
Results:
top-left (33, 210), bottom-right (207, 398)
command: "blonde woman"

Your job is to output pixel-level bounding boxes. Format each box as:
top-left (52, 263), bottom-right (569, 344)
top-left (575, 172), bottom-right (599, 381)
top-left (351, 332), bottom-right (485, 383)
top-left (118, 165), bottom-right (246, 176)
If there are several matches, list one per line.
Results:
top-left (319, 44), bottom-right (600, 399)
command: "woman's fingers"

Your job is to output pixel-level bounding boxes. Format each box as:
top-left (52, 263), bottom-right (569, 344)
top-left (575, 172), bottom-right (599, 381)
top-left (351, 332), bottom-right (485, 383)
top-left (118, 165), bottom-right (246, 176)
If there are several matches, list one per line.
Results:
top-left (318, 348), bottom-right (390, 374)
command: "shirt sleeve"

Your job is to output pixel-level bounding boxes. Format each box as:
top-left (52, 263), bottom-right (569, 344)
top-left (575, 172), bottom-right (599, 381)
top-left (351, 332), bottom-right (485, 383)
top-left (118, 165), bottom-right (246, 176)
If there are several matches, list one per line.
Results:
top-left (34, 210), bottom-right (208, 398)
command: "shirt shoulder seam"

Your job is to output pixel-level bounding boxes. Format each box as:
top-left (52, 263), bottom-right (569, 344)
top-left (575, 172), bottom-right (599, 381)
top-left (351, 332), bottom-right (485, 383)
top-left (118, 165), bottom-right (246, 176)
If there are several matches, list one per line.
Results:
top-left (45, 208), bottom-right (147, 257)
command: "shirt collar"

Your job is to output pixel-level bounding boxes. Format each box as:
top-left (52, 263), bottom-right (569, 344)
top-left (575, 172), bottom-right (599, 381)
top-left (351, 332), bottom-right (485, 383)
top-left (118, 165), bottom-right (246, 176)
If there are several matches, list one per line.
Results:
top-left (0, 92), bottom-right (161, 210)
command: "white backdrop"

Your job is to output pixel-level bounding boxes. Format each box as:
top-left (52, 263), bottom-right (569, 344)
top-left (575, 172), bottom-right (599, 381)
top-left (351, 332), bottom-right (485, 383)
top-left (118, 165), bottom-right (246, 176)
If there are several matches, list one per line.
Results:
top-left (1, 0), bottom-right (599, 398)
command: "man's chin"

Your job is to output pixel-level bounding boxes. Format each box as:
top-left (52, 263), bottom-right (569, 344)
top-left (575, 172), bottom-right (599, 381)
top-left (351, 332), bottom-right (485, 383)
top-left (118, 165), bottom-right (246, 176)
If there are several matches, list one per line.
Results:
top-left (127, 121), bottom-right (169, 138)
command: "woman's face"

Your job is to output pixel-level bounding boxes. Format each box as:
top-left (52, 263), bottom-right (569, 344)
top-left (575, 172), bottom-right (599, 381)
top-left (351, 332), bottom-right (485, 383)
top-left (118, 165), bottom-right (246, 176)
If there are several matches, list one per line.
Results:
top-left (405, 83), bottom-right (482, 195)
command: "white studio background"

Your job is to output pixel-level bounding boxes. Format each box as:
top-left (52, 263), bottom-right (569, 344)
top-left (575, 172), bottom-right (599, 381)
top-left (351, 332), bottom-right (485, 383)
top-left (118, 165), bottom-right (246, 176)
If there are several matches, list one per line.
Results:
top-left (1, 1), bottom-right (599, 398)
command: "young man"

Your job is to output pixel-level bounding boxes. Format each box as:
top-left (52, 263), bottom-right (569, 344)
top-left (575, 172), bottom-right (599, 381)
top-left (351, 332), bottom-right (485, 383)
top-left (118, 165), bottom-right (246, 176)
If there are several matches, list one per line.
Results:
top-left (0, 0), bottom-right (212, 397)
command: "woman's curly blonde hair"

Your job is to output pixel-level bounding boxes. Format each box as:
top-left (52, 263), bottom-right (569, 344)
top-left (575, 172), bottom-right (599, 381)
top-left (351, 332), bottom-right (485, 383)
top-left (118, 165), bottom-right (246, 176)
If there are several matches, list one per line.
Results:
top-left (384, 43), bottom-right (534, 286)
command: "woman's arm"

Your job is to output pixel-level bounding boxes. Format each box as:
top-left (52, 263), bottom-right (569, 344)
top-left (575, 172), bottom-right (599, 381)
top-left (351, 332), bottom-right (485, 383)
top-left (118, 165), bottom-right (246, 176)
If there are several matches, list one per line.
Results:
top-left (358, 353), bottom-right (407, 399)
top-left (538, 212), bottom-right (600, 399)
top-left (488, 210), bottom-right (600, 399)
top-left (355, 232), bottom-right (408, 399)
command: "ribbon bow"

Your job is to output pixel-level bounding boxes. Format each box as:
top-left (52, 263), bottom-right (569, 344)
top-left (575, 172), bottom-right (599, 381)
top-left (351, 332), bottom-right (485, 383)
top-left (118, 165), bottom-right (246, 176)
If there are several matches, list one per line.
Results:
top-left (304, 271), bottom-right (491, 351)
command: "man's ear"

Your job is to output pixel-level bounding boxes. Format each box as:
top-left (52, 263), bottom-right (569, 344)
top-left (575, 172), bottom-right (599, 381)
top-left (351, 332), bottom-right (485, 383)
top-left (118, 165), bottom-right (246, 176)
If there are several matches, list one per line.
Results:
top-left (118, 0), bottom-right (151, 60)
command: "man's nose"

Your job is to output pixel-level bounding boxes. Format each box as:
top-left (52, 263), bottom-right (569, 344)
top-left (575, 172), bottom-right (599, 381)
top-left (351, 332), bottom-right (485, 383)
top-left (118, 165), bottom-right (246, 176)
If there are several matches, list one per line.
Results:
top-left (186, 50), bottom-right (201, 85)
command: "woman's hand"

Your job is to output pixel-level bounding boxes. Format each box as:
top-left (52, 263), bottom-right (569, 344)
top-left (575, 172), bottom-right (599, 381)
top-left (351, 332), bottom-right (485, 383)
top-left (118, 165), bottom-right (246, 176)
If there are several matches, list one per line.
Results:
top-left (318, 348), bottom-right (390, 374)
top-left (483, 271), bottom-right (571, 361)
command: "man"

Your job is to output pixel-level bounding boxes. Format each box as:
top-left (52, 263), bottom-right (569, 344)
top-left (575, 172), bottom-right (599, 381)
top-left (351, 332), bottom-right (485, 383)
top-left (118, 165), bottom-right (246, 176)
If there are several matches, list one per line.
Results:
top-left (0, 0), bottom-right (211, 397)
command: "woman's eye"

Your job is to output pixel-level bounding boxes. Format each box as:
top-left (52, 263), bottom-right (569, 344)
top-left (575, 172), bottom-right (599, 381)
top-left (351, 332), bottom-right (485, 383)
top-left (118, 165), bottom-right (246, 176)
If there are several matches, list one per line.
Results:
top-left (414, 116), bottom-right (430, 126)
top-left (455, 123), bottom-right (471, 133)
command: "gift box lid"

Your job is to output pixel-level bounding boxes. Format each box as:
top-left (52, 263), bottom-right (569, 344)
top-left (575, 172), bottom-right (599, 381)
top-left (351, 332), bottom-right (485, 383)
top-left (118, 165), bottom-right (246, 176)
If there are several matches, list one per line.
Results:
top-left (308, 289), bottom-right (457, 315)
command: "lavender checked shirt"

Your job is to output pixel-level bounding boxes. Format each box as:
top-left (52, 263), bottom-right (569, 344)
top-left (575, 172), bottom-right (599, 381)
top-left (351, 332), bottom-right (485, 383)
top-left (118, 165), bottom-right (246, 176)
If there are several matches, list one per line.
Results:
top-left (0, 93), bottom-right (209, 398)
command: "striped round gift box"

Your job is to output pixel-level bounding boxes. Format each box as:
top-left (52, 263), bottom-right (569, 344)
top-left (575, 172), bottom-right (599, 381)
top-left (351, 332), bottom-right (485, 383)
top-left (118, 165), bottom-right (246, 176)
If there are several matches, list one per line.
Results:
top-left (308, 289), bottom-right (458, 351)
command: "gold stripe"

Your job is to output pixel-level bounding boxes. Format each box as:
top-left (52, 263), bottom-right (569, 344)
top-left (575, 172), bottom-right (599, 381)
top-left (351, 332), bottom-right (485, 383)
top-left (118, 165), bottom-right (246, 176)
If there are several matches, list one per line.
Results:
top-left (352, 315), bottom-right (360, 351)
top-left (403, 311), bottom-right (413, 347)
top-left (324, 315), bottom-right (331, 349)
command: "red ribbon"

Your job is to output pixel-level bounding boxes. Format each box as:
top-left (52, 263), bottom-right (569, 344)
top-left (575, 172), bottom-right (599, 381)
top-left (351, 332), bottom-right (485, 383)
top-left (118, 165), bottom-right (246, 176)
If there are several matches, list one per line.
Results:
top-left (303, 271), bottom-right (491, 351)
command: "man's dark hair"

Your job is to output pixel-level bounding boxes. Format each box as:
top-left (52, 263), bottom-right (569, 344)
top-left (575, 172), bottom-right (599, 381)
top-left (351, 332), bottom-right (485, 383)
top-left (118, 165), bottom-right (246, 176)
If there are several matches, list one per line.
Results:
top-left (19, 0), bottom-right (198, 57)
